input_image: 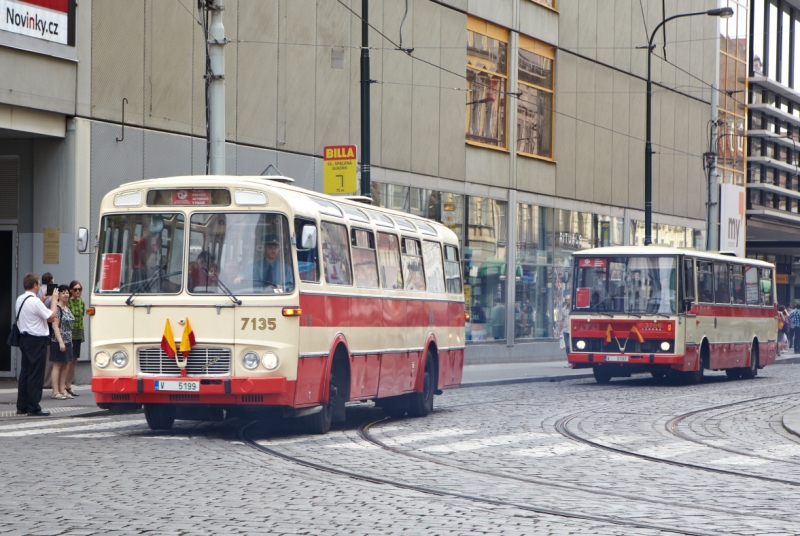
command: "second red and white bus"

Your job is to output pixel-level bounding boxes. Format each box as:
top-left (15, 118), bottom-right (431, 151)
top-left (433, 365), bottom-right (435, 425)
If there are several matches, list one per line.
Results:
top-left (567, 246), bottom-right (777, 384)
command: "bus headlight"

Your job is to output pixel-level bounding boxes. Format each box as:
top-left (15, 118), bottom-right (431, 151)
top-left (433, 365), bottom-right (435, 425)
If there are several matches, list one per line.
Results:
top-left (94, 351), bottom-right (110, 368)
top-left (576, 340), bottom-right (586, 350)
top-left (262, 352), bottom-right (279, 371)
top-left (243, 352), bottom-right (259, 370)
top-left (660, 341), bottom-right (671, 352)
top-left (112, 351), bottom-right (128, 368)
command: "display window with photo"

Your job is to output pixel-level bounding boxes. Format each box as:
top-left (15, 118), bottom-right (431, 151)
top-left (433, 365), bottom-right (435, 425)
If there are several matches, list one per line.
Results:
top-left (466, 17), bottom-right (508, 149)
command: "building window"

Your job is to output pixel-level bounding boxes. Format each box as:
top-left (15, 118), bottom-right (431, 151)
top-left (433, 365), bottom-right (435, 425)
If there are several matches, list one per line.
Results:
top-left (517, 35), bottom-right (554, 159)
top-left (466, 17), bottom-right (508, 149)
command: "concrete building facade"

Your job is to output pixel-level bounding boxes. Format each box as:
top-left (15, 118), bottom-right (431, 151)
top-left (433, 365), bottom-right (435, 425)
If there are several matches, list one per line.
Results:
top-left (0, 0), bottom-right (721, 378)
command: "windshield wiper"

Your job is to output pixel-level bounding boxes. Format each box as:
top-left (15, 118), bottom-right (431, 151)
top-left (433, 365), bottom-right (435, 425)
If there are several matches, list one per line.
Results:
top-left (592, 310), bottom-right (614, 318)
top-left (204, 267), bottom-right (242, 306)
top-left (126, 266), bottom-right (165, 305)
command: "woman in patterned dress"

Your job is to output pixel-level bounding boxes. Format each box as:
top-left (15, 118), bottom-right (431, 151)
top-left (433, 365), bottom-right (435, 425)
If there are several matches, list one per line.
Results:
top-left (49, 285), bottom-right (75, 400)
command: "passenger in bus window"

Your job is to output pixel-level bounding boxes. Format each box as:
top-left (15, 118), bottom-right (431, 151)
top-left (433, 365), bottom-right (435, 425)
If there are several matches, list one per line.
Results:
top-left (189, 251), bottom-right (214, 292)
top-left (248, 234), bottom-right (294, 292)
top-left (223, 259), bottom-right (243, 288)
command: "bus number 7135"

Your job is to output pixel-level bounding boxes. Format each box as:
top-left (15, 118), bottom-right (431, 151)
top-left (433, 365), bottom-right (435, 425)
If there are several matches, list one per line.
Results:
top-left (240, 318), bottom-right (276, 330)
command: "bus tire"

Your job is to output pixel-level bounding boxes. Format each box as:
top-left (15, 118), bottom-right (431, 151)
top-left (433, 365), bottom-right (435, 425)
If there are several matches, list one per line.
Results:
top-left (740, 344), bottom-right (758, 380)
top-left (408, 351), bottom-right (435, 418)
top-left (593, 366), bottom-right (612, 384)
top-left (303, 367), bottom-right (339, 434)
top-left (144, 404), bottom-right (176, 431)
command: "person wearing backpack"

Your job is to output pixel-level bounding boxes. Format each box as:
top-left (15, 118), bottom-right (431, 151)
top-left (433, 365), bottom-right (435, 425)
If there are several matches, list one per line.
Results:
top-left (14, 273), bottom-right (57, 417)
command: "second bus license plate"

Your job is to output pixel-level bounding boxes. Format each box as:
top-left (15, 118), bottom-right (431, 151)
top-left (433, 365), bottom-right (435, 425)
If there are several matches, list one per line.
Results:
top-left (604, 356), bottom-right (629, 362)
top-left (154, 380), bottom-right (200, 392)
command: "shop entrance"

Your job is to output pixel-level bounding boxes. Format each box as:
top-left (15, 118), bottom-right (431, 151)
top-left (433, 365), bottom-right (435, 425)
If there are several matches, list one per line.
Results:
top-left (0, 226), bottom-right (17, 377)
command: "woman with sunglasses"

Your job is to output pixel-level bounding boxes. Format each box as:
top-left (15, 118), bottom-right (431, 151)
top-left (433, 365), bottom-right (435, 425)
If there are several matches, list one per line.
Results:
top-left (64, 280), bottom-right (86, 398)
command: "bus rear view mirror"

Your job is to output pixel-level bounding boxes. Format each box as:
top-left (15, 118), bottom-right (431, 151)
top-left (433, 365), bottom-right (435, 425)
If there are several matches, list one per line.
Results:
top-left (77, 227), bottom-right (89, 253)
top-left (300, 225), bottom-right (317, 249)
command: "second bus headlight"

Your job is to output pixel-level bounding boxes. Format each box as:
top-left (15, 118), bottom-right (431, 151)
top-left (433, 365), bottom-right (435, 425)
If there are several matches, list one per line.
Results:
top-left (660, 341), bottom-right (671, 352)
top-left (262, 352), bottom-right (279, 370)
top-left (243, 352), bottom-right (259, 370)
top-left (112, 351), bottom-right (128, 368)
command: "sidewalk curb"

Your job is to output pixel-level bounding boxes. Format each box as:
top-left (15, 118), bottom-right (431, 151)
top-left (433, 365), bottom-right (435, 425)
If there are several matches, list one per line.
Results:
top-left (458, 373), bottom-right (593, 388)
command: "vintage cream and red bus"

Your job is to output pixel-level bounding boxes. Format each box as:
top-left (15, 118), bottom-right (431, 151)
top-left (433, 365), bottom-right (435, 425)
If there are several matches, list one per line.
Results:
top-left (81, 176), bottom-right (465, 432)
top-left (567, 246), bottom-right (777, 384)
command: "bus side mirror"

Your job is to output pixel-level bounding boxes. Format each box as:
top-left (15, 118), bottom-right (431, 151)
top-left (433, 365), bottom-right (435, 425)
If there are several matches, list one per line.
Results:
top-left (77, 227), bottom-right (89, 253)
top-left (300, 225), bottom-right (317, 249)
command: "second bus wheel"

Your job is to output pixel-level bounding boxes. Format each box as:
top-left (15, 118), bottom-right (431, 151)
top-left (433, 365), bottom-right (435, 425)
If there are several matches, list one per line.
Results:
top-left (407, 352), bottom-right (435, 418)
top-left (593, 366), bottom-right (612, 384)
top-left (304, 365), bottom-right (344, 434)
top-left (144, 404), bottom-right (176, 431)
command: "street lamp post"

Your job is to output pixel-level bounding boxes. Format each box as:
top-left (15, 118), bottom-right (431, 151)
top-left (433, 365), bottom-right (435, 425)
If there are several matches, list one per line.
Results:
top-left (643, 7), bottom-right (733, 245)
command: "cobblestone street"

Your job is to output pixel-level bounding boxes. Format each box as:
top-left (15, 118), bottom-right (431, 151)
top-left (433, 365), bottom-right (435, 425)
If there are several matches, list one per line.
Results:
top-left (5, 365), bottom-right (800, 534)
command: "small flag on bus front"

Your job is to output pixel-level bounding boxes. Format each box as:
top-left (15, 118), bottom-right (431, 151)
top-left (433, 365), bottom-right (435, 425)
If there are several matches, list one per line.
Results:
top-left (180, 318), bottom-right (196, 357)
top-left (630, 325), bottom-right (644, 343)
top-left (605, 324), bottom-right (613, 344)
top-left (161, 319), bottom-right (177, 358)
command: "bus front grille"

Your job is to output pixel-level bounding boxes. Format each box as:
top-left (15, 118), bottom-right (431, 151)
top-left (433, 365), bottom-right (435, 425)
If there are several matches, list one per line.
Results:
top-left (138, 347), bottom-right (232, 376)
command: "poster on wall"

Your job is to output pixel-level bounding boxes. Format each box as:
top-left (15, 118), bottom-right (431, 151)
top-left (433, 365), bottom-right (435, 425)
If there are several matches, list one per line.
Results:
top-left (719, 183), bottom-right (745, 257)
top-left (0, 0), bottom-right (75, 47)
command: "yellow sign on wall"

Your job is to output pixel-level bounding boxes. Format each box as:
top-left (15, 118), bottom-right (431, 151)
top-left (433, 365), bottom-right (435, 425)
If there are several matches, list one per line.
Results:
top-left (323, 145), bottom-right (357, 195)
top-left (776, 273), bottom-right (789, 284)
top-left (43, 228), bottom-right (59, 264)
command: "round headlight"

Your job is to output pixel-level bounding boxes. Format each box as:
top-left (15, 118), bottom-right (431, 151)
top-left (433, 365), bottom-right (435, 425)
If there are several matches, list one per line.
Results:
top-left (262, 352), bottom-right (279, 370)
top-left (112, 350), bottom-right (128, 368)
top-left (242, 352), bottom-right (259, 370)
top-left (94, 351), bottom-right (110, 368)
top-left (660, 341), bottom-right (671, 352)
top-left (576, 340), bottom-right (586, 350)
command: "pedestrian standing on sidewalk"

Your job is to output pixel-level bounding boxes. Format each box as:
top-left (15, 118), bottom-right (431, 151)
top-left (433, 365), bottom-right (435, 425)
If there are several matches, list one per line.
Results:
top-left (39, 272), bottom-right (55, 388)
top-left (64, 280), bottom-right (85, 397)
top-left (15, 273), bottom-right (56, 417)
top-left (789, 303), bottom-right (800, 355)
top-left (38, 272), bottom-right (53, 303)
top-left (49, 285), bottom-right (75, 400)
top-left (561, 295), bottom-right (571, 357)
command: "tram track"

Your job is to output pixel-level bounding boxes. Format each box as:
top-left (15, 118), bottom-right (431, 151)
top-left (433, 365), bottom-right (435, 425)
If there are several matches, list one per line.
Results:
top-left (554, 391), bottom-right (800, 487)
top-left (238, 420), bottom-right (721, 536)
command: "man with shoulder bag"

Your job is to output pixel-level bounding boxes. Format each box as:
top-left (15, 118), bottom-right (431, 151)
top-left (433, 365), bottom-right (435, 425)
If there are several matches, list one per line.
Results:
top-left (13, 273), bottom-right (56, 417)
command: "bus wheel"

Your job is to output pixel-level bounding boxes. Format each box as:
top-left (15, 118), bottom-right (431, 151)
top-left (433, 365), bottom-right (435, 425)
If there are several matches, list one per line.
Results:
top-left (725, 369), bottom-right (742, 380)
top-left (144, 404), bottom-right (176, 431)
top-left (408, 352), bottom-right (435, 417)
top-left (593, 366), bottom-right (612, 384)
top-left (304, 369), bottom-right (338, 434)
top-left (740, 344), bottom-right (758, 380)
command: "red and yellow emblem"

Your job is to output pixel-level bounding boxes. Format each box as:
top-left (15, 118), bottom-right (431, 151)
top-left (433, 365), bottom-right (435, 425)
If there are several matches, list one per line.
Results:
top-left (161, 318), bottom-right (197, 377)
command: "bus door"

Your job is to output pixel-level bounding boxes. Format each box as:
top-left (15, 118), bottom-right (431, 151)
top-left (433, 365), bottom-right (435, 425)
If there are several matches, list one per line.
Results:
top-left (695, 261), bottom-right (717, 351)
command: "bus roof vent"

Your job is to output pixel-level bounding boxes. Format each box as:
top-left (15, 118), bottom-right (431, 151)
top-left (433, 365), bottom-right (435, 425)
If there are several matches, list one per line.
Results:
top-left (344, 196), bottom-right (373, 205)
top-left (719, 251), bottom-right (738, 257)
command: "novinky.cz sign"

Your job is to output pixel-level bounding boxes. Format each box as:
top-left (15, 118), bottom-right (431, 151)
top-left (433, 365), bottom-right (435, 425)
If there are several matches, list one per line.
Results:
top-left (2, 0), bottom-right (69, 45)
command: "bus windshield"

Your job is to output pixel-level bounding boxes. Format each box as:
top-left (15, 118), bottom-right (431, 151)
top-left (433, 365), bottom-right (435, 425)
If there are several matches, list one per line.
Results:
top-left (573, 256), bottom-right (677, 315)
top-left (94, 213), bottom-right (185, 294)
top-left (187, 213), bottom-right (294, 295)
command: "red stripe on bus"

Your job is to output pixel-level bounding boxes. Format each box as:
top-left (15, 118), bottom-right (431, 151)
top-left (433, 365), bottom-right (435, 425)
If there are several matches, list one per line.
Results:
top-left (299, 293), bottom-right (465, 328)
top-left (687, 304), bottom-right (777, 317)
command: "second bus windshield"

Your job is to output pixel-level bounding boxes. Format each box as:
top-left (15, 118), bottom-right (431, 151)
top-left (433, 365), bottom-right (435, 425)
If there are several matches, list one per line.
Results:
top-left (574, 256), bottom-right (677, 314)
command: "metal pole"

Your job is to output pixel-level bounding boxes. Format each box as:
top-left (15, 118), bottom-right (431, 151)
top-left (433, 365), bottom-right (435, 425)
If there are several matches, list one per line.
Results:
top-left (208, 0), bottom-right (226, 175)
top-left (360, 0), bottom-right (371, 197)
top-left (707, 40), bottom-right (721, 251)
top-left (645, 47), bottom-right (653, 245)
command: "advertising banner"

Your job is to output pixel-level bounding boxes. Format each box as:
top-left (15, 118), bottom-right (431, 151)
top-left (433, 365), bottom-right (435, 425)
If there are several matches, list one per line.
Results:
top-left (719, 183), bottom-right (745, 257)
top-left (1, 0), bottom-right (74, 46)
top-left (323, 145), bottom-right (357, 195)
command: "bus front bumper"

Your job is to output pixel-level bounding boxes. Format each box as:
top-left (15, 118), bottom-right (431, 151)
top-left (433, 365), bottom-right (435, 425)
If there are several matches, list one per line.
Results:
top-left (92, 376), bottom-right (289, 406)
top-left (568, 353), bottom-right (692, 370)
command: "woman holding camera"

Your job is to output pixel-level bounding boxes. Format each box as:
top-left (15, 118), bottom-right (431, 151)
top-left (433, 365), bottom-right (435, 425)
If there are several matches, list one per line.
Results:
top-left (49, 284), bottom-right (75, 400)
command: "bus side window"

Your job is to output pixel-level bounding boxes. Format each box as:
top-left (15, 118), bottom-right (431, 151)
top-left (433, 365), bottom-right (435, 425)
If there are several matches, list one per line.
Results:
top-left (697, 261), bottom-right (714, 303)
top-left (683, 258), bottom-right (695, 303)
top-left (320, 221), bottom-right (353, 286)
top-left (401, 237), bottom-right (426, 292)
top-left (444, 245), bottom-right (462, 294)
top-left (422, 241), bottom-right (446, 293)
top-left (730, 265), bottom-right (745, 304)
top-left (295, 218), bottom-right (319, 283)
top-left (377, 232), bottom-right (403, 290)
top-left (745, 265), bottom-right (759, 305)
top-left (714, 263), bottom-right (730, 304)
top-left (759, 267), bottom-right (774, 306)
top-left (351, 228), bottom-right (379, 288)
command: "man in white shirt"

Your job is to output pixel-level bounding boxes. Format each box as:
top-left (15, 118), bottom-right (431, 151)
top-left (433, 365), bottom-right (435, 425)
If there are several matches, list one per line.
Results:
top-left (15, 273), bottom-right (56, 417)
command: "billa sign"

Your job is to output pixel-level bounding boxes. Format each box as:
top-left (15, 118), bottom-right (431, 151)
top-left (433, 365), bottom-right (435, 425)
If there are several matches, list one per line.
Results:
top-left (323, 145), bottom-right (357, 195)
